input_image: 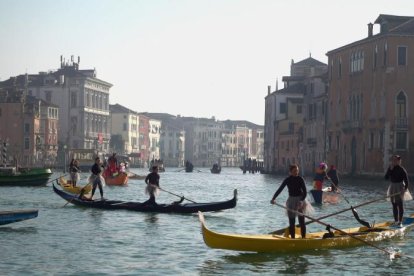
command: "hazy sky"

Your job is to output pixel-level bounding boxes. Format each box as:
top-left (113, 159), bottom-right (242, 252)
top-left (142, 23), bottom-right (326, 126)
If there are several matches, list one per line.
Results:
top-left (0, 0), bottom-right (412, 125)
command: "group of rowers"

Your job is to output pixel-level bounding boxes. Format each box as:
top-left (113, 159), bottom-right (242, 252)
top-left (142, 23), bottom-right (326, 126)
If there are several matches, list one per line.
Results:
top-left (270, 155), bottom-right (412, 239)
top-left (68, 155), bottom-right (160, 205)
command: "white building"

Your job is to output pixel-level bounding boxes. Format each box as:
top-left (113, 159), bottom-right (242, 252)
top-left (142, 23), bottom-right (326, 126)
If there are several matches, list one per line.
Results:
top-left (26, 56), bottom-right (112, 152)
top-left (109, 103), bottom-right (139, 154)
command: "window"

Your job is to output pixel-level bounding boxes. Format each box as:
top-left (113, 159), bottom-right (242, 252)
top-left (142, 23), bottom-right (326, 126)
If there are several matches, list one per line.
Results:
top-left (369, 132), bottom-right (374, 149)
top-left (338, 58), bottom-right (342, 77)
top-left (24, 123), bottom-right (30, 134)
top-left (383, 43), bottom-right (388, 66)
top-left (280, 102), bottom-right (286, 114)
top-left (373, 45), bottom-right (378, 69)
top-left (24, 137), bottom-right (30, 149)
top-left (45, 91), bottom-right (52, 102)
top-left (398, 46), bottom-right (407, 66)
top-left (297, 105), bottom-right (302, 114)
top-left (123, 123), bottom-right (127, 131)
top-left (71, 92), bottom-right (77, 107)
top-left (379, 130), bottom-right (384, 148)
top-left (396, 92), bottom-right (406, 118)
top-left (396, 132), bottom-right (407, 150)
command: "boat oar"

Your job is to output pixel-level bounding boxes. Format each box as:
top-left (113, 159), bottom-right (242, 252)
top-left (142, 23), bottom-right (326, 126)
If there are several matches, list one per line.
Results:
top-left (158, 187), bottom-right (197, 203)
top-left (274, 202), bottom-right (403, 259)
top-left (46, 174), bottom-right (68, 186)
top-left (270, 192), bottom-right (402, 235)
top-left (326, 179), bottom-right (371, 228)
top-left (62, 182), bottom-right (93, 207)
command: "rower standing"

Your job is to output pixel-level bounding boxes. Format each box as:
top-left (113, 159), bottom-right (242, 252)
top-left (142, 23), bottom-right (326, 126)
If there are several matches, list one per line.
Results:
top-left (144, 166), bottom-right (160, 205)
top-left (327, 165), bottom-right (339, 192)
top-left (384, 155), bottom-right (412, 226)
top-left (89, 157), bottom-right (105, 201)
top-left (270, 164), bottom-right (313, 238)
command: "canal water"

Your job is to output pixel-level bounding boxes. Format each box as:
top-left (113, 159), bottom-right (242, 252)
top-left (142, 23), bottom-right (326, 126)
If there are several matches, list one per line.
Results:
top-left (1, 168), bottom-right (414, 275)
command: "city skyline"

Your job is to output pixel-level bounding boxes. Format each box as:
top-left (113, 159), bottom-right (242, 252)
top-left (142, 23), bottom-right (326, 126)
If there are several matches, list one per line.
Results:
top-left (0, 0), bottom-right (413, 125)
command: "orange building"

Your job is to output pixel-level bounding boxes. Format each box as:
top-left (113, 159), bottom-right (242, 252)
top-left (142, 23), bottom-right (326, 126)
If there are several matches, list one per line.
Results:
top-left (0, 87), bottom-right (59, 167)
top-left (326, 14), bottom-right (414, 176)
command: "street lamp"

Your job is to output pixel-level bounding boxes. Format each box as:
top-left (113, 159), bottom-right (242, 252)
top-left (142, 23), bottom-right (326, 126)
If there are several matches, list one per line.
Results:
top-left (63, 144), bottom-right (67, 173)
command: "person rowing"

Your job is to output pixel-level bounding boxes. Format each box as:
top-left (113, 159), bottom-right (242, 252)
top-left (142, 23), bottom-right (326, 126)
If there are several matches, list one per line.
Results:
top-left (384, 155), bottom-right (412, 227)
top-left (270, 164), bottom-right (314, 238)
top-left (144, 166), bottom-right (160, 206)
top-left (327, 165), bottom-right (339, 192)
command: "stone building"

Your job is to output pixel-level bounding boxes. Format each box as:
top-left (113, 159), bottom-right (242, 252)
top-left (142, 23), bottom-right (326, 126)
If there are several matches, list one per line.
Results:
top-left (0, 87), bottom-right (59, 167)
top-left (0, 56), bottom-right (113, 157)
top-left (326, 14), bottom-right (414, 176)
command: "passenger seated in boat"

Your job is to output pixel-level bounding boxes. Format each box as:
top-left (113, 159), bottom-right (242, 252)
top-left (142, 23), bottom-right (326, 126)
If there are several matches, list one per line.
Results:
top-left (270, 164), bottom-right (314, 239)
top-left (312, 162), bottom-right (329, 191)
top-left (144, 166), bottom-right (160, 205)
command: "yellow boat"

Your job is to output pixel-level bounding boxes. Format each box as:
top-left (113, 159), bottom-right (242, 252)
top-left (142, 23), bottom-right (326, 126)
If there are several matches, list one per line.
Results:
top-left (198, 212), bottom-right (414, 253)
top-left (58, 177), bottom-right (92, 194)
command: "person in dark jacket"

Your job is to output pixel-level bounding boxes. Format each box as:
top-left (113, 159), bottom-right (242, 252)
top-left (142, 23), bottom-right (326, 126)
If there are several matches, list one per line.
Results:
top-left (89, 157), bottom-right (104, 200)
top-left (327, 165), bottom-right (339, 192)
top-left (144, 166), bottom-right (160, 205)
top-left (384, 155), bottom-right (412, 226)
top-left (270, 164), bottom-right (313, 238)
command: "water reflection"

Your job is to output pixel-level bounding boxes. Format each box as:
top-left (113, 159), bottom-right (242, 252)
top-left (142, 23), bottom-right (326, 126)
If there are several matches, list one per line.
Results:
top-left (0, 226), bottom-right (38, 233)
top-left (144, 213), bottom-right (158, 223)
top-left (199, 252), bottom-right (319, 275)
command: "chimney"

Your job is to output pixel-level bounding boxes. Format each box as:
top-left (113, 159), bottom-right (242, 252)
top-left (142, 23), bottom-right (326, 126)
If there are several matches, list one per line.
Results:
top-left (267, 85), bottom-right (271, 95)
top-left (368, 22), bottom-right (373, 37)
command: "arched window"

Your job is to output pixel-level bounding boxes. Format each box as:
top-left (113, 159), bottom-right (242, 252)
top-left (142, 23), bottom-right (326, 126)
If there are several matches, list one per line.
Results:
top-left (396, 91), bottom-right (407, 118)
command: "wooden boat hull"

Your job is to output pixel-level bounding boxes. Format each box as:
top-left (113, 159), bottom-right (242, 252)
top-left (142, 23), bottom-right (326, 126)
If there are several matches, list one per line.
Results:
top-left (104, 173), bottom-right (128, 186)
top-left (53, 184), bottom-right (237, 213)
top-left (0, 168), bottom-right (52, 186)
top-left (210, 168), bottom-right (221, 174)
top-left (57, 177), bottom-right (92, 194)
top-left (128, 174), bottom-right (146, 180)
top-left (198, 212), bottom-right (414, 253)
top-left (0, 209), bottom-right (39, 226)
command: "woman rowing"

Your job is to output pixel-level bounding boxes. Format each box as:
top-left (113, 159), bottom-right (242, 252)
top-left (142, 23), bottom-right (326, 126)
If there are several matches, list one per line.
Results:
top-left (270, 164), bottom-right (313, 238)
top-left (384, 155), bottom-right (412, 226)
top-left (144, 166), bottom-right (160, 206)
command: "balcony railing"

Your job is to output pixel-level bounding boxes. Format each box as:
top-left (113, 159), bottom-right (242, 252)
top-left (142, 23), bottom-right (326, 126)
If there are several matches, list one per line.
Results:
top-left (342, 120), bottom-right (363, 131)
top-left (395, 117), bottom-right (408, 129)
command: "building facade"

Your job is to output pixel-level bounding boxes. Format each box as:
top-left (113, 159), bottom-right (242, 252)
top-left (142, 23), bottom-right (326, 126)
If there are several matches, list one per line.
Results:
top-left (0, 88), bottom-right (59, 167)
top-left (326, 14), bottom-right (414, 176)
top-left (0, 56), bottom-right (113, 159)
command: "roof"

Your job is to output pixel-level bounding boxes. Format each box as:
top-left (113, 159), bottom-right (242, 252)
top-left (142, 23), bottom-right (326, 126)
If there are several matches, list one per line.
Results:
top-left (294, 57), bottom-right (327, 67)
top-left (110, 103), bottom-right (139, 115)
top-left (276, 83), bottom-right (306, 95)
top-left (327, 14), bottom-right (414, 55)
top-left (222, 120), bottom-right (263, 129)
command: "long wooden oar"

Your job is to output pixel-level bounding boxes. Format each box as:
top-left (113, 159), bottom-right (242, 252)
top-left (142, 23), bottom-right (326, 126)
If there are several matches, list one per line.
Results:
top-left (46, 174), bottom-right (68, 186)
top-left (274, 202), bottom-right (403, 259)
top-left (63, 182), bottom-right (93, 207)
top-left (325, 179), bottom-right (371, 228)
top-left (270, 192), bottom-right (401, 235)
top-left (158, 187), bottom-right (197, 203)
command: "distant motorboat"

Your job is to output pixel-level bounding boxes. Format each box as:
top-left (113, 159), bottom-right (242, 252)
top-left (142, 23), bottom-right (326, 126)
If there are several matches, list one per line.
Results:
top-left (0, 166), bottom-right (52, 186)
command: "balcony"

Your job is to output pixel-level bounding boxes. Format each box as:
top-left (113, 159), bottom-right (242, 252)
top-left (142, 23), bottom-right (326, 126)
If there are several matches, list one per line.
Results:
top-left (307, 138), bottom-right (317, 146)
top-left (342, 120), bottom-right (363, 132)
top-left (395, 118), bottom-right (408, 130)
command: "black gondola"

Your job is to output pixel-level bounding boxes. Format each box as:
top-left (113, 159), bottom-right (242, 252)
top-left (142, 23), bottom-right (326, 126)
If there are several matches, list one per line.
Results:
top-left (210, 163), bottom-right (221, 174)
top-left (53, 184), bottom-right (237, 214)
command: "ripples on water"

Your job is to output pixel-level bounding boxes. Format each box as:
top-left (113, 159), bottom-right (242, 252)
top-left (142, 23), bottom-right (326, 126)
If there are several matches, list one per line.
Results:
top-left (1, 168), bottom-right (414, 275)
